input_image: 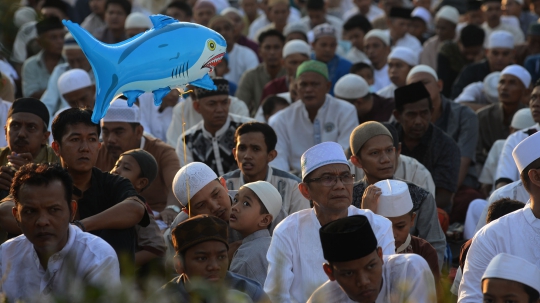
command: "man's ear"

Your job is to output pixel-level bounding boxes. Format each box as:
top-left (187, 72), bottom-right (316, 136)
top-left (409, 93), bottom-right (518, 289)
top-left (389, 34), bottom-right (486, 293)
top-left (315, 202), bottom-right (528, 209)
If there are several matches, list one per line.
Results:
top-left (70, 200), bottom-right (78, 221)
top-left (267, 149), bottom-right (277, 162)
top-left (232, 147), bottom-right (237, 161)
top-left (377, 247), bottom-right (383, 262)
top-left (136, 178), bottom-right (149, 192)
top-left (51, 141), bottom-right (61, 156)
top-left (135, 124), bottom-right (144, 139)
top-left (298, 182), bottom-right (311, 200)
top-left (350, 155), bottom-right (363, 169)
top-left (174, 256), bottom-right (185, 275)
top-left (259, 214), bottom-right (273, 228)
top-left (219, 177), bottom-right (228, 191)
top-left (528, 169), bottom-right (540, 188)
top-left (392, 109), bottom-right (400, 122)
top-left (42, 131), bottom-right (51, 146)
top-left (323, 263), bottom-right (336, 281)
top-left (12, 205), bottom-right (19, 222)
top-left (411, 212), bottom-right (417, 225)
top-left (193, 100), bottom-right (200, 113)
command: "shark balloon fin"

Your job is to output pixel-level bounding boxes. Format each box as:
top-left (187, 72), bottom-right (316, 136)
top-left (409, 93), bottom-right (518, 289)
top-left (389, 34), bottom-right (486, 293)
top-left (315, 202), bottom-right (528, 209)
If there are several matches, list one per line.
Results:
top-left (190, 74), bottom-right (217, 91)
top-left (152, 87), bottom-right (171, 106)
top-left (149, 15), bottom-right (177, 29)
top-left (123, 90), bottom-right (145, 107)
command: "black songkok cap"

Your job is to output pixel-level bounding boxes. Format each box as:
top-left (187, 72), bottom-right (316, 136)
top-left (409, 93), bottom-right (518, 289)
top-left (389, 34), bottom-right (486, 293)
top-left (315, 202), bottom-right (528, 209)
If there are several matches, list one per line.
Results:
top-left (394, 81), bottom-right (430, 111)
top-left (35, 17), bottom-right (64, 36)
top-left (389, 7), bottom-right (413, 19)
top-left (193, 78), bottom-right (229, 99)
top-left (467, 0), bottom-right (482, 11)
top-left (319, 215), bottom-right (377, 262)
top-left (8, 98), bottom-right (50, 126)
top-left (172, 215), bottom-right (229, 253)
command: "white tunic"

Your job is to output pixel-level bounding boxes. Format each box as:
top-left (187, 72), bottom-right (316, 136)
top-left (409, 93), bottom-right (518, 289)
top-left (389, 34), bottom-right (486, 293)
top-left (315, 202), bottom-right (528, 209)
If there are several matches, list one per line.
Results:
top-left (307, 254), bottom-right (436, 303)
top-left (138, 93), bottom-right (177, 142)
top-left (268, 94), bottom-right (359, 173)
top-left (0, 225), bottom-right (120, 302)
top-left (376, 83), bottom-right (397, 99)
top-left (224, 43), bottom-right (259, 85)
top-left (478, 140), bottom-right (505, 189)
top-left (0, 100), bottom-right (11, 148)
top-left (344, 47), bottom-right (371, 64)
top-left (458, 206), bottom-right (540, 303)
top-left (373, 64), bottom-right (391, 92)
top-left (383, 30), bottom-right (423, 53)
top-left (495, 124), bottom-right (540, 184)
top-left (264, 206), bottom-right (395, 303)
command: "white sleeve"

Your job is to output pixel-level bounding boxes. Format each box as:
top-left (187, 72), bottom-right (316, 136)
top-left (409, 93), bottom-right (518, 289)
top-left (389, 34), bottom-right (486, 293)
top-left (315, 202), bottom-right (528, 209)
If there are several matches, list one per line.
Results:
top-left (167, 102), bottom-right (184, 147)
top-left (458, 231), bottom-right (495, 302)
top-left (40, 66), bottom-right (63, 120)
top-left (86, 245), bottom-right (121, 288)
top-left (367, 211), bottom-right (395, 255)
top-left (230, 96), bottom-right (250, 118)
top-left (337, 104), bottom-right (359, 150)
top-left (404, 255), bottom-right (437, 303)
top-left (495, 133), bottom-right (522, 183)
top-left (264, 227), bottom-right (296, 303)
top-left (269, 114), bottom-right (291, 171)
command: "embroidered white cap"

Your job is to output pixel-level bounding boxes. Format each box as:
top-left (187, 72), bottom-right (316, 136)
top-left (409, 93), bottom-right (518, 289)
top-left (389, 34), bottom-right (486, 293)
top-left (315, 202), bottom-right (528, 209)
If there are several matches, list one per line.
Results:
top-left (242, 181), bottom-right (283, 219)
top-left (482, 253), bottom-right (540, 295)
top-left (301, 142), bottom-right (349, 180)
top-left (282, 39), bottom-right (311, 58)
top-left (435, 5), bottom-right (460, 24)
top-left (513, 131), bottom-right (540, 173)
top-left (406, 64), bottom-right (438, 82)
top-left (388, 46), bottom-right (419, 66)
top-left (364, 29), bottom-right (390, 46)
top-left (374, 179), bottom-right (413, 217)
top-left (487, 30), bottom-right (514, 49)
top-left (335, 74), bottom-right (370, 99)
top-left (125, 12), bottom-right (152, 30)
top-left (173, 162), bottom-right (218, 207)
top-left (101, 98), bottom-right (141, 123)
top-left (501, 64), bottom-right (532, 88)
top-left (412, 7), bottom-right (432, 25)
top-left (57, 68), bottom-right (92, 95)
top-left (511, 108), bottom-right (535, 130)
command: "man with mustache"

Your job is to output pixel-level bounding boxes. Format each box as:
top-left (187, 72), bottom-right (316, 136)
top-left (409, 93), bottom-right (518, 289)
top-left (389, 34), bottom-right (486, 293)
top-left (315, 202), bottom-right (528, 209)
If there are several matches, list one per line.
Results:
top-left (98, 99), bottom-right (181, 229)
top-left (0, 98), bottom-right (59, 200)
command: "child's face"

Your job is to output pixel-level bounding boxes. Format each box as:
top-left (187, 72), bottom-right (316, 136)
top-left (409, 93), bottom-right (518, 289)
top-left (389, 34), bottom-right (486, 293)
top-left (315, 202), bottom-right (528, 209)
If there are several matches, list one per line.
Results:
top-left (388, 213), bottom-right (415, 249)
top-left (355, 68), bottom-right (374, 86)
top-left (214, 60), bottom-right (229, 77)
top-left (230, 187), bottom-right (266, 236)
top-left (482, 278), bottom-right (532, 303)
top-left (111, 155), bottom-right (145, 192)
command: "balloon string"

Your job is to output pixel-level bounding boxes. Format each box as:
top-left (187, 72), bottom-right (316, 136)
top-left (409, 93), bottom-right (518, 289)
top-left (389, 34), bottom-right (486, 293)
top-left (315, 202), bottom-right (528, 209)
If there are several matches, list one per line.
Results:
top-left (179, 88), bottom-right (192, 218)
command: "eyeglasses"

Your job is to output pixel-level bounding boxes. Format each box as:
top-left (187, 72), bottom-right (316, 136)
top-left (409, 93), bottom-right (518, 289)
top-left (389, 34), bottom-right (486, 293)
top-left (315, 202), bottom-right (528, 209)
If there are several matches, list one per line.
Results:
top-left (305, 174), bottom-right (355, 187)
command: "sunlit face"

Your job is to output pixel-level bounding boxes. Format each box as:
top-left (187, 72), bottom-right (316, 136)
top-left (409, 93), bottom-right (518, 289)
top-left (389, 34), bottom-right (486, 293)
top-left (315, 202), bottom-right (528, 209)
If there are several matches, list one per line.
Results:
top-left (498, 74), bottom-right (526, 105)
top-left (283, 53), bottom-right (309, 77)
top-left (53, 123), bottom-right (101, 174)
top-left (101, 122), bottom-right (142, 160)
top-left (233, 132), bottom-right (273, 180)
top-left (529, 86), bottom-right (540, 123)
top-left (62, 86), bottom-right (96, 110)
top-left (297, 72), bottom-right (330, 109)
top-left (194, 95), bottom-right (230, 131)
top-left (364, 37), bottom-right (390, 68)
top-left (260, 35), bottom-right (284, 67)
top-left (111, 154), bottom-right (142, 188)
top-left (230, 187), bottom-right (265, 235)
top-left (353, 135), bottom-right (395, 182)
top-left (5, 113), bottom-right (49, 158)
top-left (300, 164), bottom-right (353, 212)
top-left (188, 180), bottom-right (231, 222)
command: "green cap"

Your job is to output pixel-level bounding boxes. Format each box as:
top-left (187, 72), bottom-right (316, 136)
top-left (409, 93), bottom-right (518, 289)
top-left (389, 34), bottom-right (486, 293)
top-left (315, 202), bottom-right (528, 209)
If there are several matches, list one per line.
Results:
top-left (296, 60), bottom-right (329, 80)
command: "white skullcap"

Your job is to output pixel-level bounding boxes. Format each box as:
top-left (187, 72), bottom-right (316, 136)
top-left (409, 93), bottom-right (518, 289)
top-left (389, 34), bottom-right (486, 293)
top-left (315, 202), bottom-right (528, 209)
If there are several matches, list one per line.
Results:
top-left (513, 131), bottom-right (540, 173)
top-left (487, 30), bottom-right (514, 49)
top-left (282, 39), bottom-right (311, 58)
top-left (220, 7), bottom-right (242, 16)
top-left (412, 7), bottom-right (432, 25)
top-left (335, 74), bottom-right (370, 99)
top-left (483, 71), bottom-right (501, 103)
top-left (102, 98), bottom-right (141, 123)
top-left (14, 7), bottom-right (37, 28)
top-left (173, 162), bottom-right (218, 207)
top-left (406, 64), bottom-right (438, 82)
top-left (374, 179), bottom-right (414, 217)
top-left (125, 12), bottom-right (153, 29)
top-left (283, 22), bottom-right (309, 37)
top-left (364, 29), bottom-right (390, 46)
top-left (301, 142), bottom-right (349, 180)
top-left (435, 5), bottom-right (460, 24)
top-left (482, 253), bottom-right (540, 295)
top-left (511, 108), bottom-right (535, 130)
top-left (242, 181), bottom-right (282, 219)
top-left (57, 69), bottom-right (92, 95)
top-left (388, 46), bottom-right (419, 66)
top-left (63, 33), bottom-right (81, 50)
top-left (501, 64), bottom-right (531, 88)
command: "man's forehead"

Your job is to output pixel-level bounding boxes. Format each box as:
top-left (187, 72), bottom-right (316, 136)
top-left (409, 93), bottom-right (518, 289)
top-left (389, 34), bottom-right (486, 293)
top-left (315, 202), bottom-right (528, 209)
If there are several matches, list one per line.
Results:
top-left (311, 163), bottom-right (350, 175)
top-left (187, 240), bottom-right (228, 254)
top-left (64, 122), bottom-right (98, 135)
top-left (199, 95), bottom-right (228, 103)
top-left (363, 135), bottom-right (394, 149)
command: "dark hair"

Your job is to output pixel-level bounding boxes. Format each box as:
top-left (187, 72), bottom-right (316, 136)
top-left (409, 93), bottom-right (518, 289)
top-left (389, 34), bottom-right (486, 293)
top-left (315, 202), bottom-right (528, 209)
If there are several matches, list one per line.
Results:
top-left (42, 0), bottom-right (69, 15)
top-left (262, 95), bottom-right (289, 119)
top-left (258, 29), bottom-right (286, 45)
top-left (521, 157), bottom-right (540, 192)
top-left (52, 108), bottom-right (101, 144)
top-left (11, 163), bottom-right (73, 212)
top-left (105, 0), bottom-right (131, 15)
top-left (460, 24), bottom-right (485, 47)
top-left (234, 122), bottom-right (278, 152)
top-left (382, 122), bottom-right (399, 149)
top-left (167, 1), bottom-right (193, 17)
top-left (535, 78), bottom-right (540, 88)
top-left (343, 14), bottom-right (373, 35)
top-left (350, 62), bottom-right (373, 74)
top-left (486, 198), bottom-right (525, 223)
top-left (306, 0), bottom-right (325, 10)
top-left (524, 284), bottom-right (540, 302)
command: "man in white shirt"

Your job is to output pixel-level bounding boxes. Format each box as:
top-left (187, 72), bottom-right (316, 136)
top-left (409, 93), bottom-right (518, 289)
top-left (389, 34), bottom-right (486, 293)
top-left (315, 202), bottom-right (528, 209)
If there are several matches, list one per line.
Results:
top-left (364, 29), bottom-right (391, 92)
top-left (269, 60), bottom-right (358, 173)
top-left (0, 163), bottom-right (120, 302)
top-left (384, 7), bottom-right (423, 53)
top-left (481, 0), bottom-right (525, 47)
top-left (377, 46), bottom-right (418, 99)
top-left (264, 141), bottom-right (395, 303)
top-left (307, 215), bottom-right (436, 303)
top-left (458, 131), bottom-right (540, 302)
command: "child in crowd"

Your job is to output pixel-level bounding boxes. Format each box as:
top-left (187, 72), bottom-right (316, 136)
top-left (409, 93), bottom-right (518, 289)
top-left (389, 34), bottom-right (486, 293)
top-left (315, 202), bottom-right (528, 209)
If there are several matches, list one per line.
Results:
top-left (262, 95), bottom-right (289, 122)
top-left (111, 149), bottom-right (167, 268)
top-left (229, 181), bottom-right (282, 286)
top-left (350, 62), bottom-right (375, 91)
top-left (212, 54), bottom-right (237, 95)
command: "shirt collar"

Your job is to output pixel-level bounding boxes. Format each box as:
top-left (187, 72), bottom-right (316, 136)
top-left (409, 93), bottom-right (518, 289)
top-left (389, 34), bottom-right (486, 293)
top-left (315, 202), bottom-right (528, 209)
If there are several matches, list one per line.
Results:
top-left (523, 204), bottom-right (540, 229)
top-left (202, 115), bottom-right (231, 138)
top-left (32, 224), bottom-right (77, 271)
top-left (242, 229), bottom-right (270, 244)
top-left (300, 95), bottom-right (330, 121)
top-left (239, 166), bottom-right (273, 185)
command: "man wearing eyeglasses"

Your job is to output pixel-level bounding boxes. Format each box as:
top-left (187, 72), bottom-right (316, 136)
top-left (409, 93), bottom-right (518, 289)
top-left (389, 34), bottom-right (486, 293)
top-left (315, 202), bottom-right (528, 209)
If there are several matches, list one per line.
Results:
top-left (348, 121), bottom-right (446, 270)
top-left (264, 141), bottom-right (395, 303)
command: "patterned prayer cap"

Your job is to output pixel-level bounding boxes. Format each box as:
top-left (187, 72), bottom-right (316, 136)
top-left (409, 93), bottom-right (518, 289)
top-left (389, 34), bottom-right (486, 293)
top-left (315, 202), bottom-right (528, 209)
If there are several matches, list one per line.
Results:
top-left (172, 214), bottom-right (229, 253)
top-left (296, 60), bottom-right (329, 80)
top-left (193, 78), bottom-right (229, 99)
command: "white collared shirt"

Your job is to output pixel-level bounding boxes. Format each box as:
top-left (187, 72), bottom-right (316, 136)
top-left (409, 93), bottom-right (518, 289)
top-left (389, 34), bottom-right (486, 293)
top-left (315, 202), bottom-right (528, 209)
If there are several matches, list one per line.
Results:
top-left (376, 83), bottom-right (398, 99)
top-left (0, 225), bottom-right (120, 302)
top-left (384, 30), bottom-right (423, 53)
top-left (373, 64), bottom-right (391, 92)
top-left (268, 94), bottom-right (359, 173)
top-left (224, 43), bottom-right (259, 85)
top-left (264, 206), bottom-right (395, 303)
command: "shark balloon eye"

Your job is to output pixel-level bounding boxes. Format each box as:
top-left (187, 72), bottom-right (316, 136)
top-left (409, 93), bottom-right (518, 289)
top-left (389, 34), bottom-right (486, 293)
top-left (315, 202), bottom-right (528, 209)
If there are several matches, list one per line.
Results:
top-left (207, 40), bottom-right (216, 51)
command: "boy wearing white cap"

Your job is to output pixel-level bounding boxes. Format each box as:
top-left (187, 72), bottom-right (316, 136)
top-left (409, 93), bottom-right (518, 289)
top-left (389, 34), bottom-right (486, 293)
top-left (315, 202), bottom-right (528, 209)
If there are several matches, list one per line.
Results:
top-left (377, 46), bottom-right (418, 99)
top-left (265, 141), bottom-right (394, 303)
top-left (229, 181), bottom-right (282, 285)
top-left (364, 29), bottom-right (392, 91)
top-left (495, 80), bottom-right (540, 189)
top-left (477, 64), bottom-right (530, 165)
top-left (482, 253), bottom-right (540, 303)
top-left (458, 131), bottom-right (540, 302)
top-left (56, 68), bottom-right (95, 114)
top-left (420, 5), bottom-right (460, 71)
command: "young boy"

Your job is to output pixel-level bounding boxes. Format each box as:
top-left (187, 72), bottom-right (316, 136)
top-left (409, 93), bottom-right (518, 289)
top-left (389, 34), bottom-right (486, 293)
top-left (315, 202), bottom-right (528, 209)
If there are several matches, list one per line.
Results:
top-left (111, 149), bottom-right (167, 268)
top-left (373, 179), bottom-right (440, 283)
top-left (229, 181), bottom-right (282, 286)
top-left (350, 62), bottom-right (375, 91)
top-left (212, 54), bottom-right (237, 95)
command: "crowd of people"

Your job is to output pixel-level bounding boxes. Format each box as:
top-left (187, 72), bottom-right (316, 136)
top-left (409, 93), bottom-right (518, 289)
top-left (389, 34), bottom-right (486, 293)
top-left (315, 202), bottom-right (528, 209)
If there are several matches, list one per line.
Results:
top-left (1, 0), bottom-right (540, 301)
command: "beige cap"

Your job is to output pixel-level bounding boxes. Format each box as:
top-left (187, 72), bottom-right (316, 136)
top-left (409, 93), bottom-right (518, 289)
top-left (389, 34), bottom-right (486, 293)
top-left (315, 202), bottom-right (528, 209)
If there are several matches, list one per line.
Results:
top-left (350, 121), bottom-right (393, 156)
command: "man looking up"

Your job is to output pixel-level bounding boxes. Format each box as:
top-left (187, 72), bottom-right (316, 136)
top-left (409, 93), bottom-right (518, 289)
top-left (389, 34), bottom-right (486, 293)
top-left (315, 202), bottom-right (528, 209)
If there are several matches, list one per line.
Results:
top-left (377, 46), bottom-right (419, 99)
top-left (364, 29), bottom-right (391, 91)
top-left (98, 99), bottom-right (181, 228)
top-left (269, 60), bottom-right (358, 174)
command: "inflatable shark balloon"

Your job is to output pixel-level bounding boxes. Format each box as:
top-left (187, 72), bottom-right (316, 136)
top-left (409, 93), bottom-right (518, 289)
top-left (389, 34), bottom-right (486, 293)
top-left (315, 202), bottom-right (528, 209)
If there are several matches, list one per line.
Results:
top-left (63, 15), bottom-right (226, 123)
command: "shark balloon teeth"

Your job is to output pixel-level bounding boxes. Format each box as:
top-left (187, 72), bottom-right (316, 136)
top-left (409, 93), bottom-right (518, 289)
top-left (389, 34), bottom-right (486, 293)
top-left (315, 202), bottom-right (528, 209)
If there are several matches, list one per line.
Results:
top-left (62, 15), bottom-right (227, 123)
